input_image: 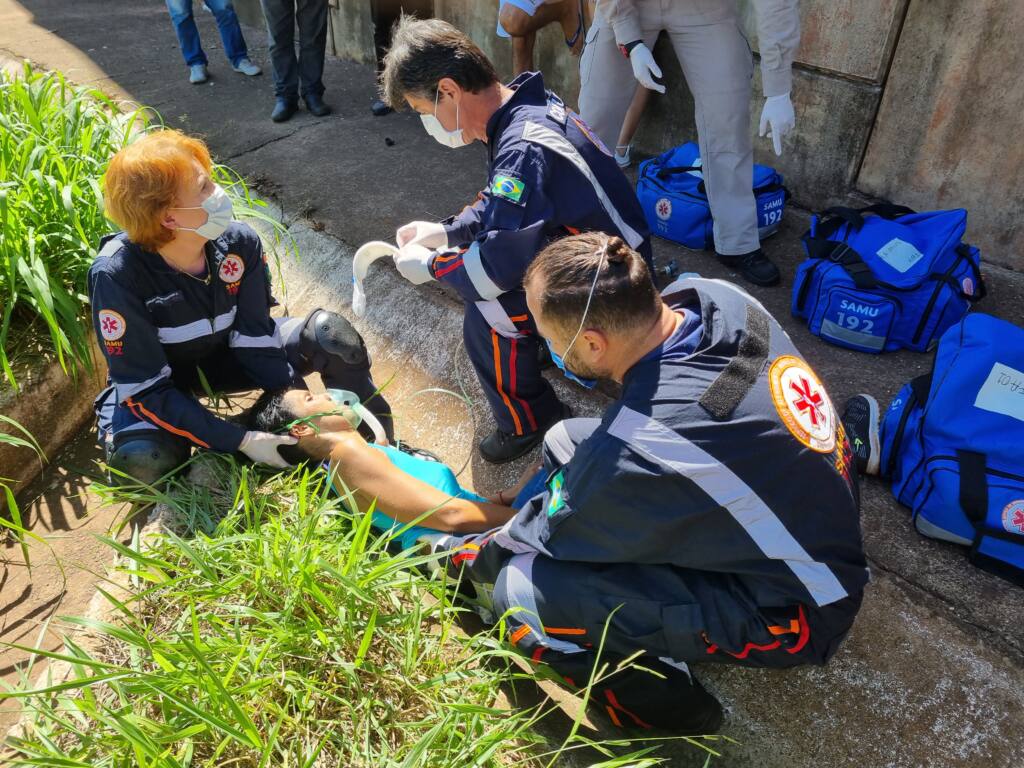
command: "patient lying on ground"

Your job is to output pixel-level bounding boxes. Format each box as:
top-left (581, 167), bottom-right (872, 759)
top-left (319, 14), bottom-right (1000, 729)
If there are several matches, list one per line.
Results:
top-left (247, 388), bottom-right (519, 547)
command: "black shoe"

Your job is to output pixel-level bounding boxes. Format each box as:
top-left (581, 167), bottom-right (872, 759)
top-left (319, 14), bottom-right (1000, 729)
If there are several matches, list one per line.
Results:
top-left (479, 403), bottom-right (571, 464)
top-left (304, 94), bottom-right (331, 117)
top-left (370, 98), bottom-right (392, 116)
top-left (842, 394), bottom-right (880, 476)
top-left (271, 98), bottom-right (297, 123)
top-left (717, 248), bottom-right (781, 287)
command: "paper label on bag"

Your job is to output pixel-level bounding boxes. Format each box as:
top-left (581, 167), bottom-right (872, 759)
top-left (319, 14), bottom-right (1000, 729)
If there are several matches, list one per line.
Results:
top-left (876, 238), bottom-right (924, 273)
top-left (974, 362), bottom-right (1024, 423)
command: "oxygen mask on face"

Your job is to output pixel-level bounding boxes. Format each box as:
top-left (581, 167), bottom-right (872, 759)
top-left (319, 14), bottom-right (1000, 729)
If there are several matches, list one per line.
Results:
top-left (326, 389), bottom-right (388, 445)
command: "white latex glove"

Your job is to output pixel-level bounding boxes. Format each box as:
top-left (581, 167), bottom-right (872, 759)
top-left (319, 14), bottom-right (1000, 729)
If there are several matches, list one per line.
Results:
top-left (629, 44), bottom-right (665, 94)
top-left (393, 243), bottom-right (435, 285)
top-left (758, 93), bottom-right (796, 156)
top-left (396, 220), bottom-right (448, 250)
top-left (238, 431), bottom-right (298, 469)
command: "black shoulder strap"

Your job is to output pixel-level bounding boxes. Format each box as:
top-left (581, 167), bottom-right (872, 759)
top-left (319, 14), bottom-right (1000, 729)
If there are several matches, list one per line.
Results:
top-left (699, 304), bottom-right (771, 421)
top-left (956, 449), bottom-right (989, 525)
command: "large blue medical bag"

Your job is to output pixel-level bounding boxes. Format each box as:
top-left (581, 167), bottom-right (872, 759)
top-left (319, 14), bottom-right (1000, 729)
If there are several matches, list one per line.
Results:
top-left (636, 142), bottom-right (788, 250)
top-left (879, 313), bottom-right (1024, 585)
top-left (792, 204), bottom-right (984, 353)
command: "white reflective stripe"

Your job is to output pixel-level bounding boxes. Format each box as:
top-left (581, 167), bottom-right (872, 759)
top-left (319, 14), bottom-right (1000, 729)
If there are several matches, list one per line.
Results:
top-left (97, 238), bottom-right (123, 259)
top-left (607, 406), bottom-right (849, 607)
top-left (114, 365), bottom-right (172, 401)
top-left (490, 517), bottom-right (540, 556)
top-left (494, 553), bottom-right (587, 655)
top-left (156, 307), bottom-right (237, 344)
top-left (543, 420), bottom-right (576, 466)
top-left (474, 300), bottom-right (524, 339)
top-left (229, 326), bottom-right (283, 349)
top-left (521, 120), bottom-right (645, 249)
top-left (462, 242), bottom-right (504, 301)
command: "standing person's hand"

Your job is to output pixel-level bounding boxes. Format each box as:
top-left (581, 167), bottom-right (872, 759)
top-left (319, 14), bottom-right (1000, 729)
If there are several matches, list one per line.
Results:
top-left (396, 220), bottom-right (448, 250)
top-left (393, 243), bottom-right (435, 285)
top-left (628, 44), bottom-right (665, 94)
top-left (758, 93), bottom-right (796, 156)
top-left (238, 431), bottom-right (298, 468)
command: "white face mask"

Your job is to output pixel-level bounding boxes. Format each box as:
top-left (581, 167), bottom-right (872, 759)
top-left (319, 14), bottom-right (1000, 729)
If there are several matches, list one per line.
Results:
top-left (172, 183), bottom-right (234, 240)
top-left (420, 89), bottom-right (469, 149)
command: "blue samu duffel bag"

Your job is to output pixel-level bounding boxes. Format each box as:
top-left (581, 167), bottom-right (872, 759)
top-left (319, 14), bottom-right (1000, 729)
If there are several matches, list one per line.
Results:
top-left (879, 313), bottom-right (1024, 585)
top-left (636, 142), bottom-right (788, 250)
top-left (791, 204), bottom-right (985, 353)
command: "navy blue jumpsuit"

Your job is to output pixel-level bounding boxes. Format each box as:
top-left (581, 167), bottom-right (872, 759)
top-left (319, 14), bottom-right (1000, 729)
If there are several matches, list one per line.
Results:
top-left (442, 278), bottom-right (869, 725)
top-left (429, 72), bottom-right (652, 437)
top-left (90, 222), bottom-right (387, 463)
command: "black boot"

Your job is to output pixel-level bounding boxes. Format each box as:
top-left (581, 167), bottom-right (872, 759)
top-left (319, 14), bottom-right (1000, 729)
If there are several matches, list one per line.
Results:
top-left (479, 404), bottom-right (571, 464)
top-left (271, 98), bottom-right (298, 123)
top-left (304, 93), bottom-right (331, 117)
top-left (717, 248), bottom-right (781, 287)
top-left (551, 654), bottom-right (724, 735)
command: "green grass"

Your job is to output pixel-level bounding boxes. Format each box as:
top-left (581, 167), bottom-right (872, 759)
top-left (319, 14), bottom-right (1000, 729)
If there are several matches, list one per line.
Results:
top-left (0, 62), bottom-right (294, 391)
top-left (0, 457), bottom-right (721, 767)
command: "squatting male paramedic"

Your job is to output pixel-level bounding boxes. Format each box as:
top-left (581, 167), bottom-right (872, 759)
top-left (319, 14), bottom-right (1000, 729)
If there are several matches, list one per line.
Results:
top-left (579, 0), bottom-right (801, 286)
top-left (90, 129), bottom-right (393, 484)
top-left (431, 232), bottom-right (869, 732)
top-left (380, 16), bottom-right (653, 464)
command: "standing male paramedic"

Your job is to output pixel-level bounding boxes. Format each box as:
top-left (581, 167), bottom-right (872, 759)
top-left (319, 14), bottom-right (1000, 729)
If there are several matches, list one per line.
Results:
top-left (380, 16), bottom-right (653, 464)
top-left (579, 0), bottom-right (800, 286)
top-left (429, 232), bottom-right (868, 731)
top-left (91, 129), bottom-right (393, 485)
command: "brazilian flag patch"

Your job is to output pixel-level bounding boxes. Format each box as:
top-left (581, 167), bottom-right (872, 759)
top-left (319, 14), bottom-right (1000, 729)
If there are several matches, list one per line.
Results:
top-left (491, 174), bottom-right (526, 204)
top-left (547, 469), bottom-right (566, 517)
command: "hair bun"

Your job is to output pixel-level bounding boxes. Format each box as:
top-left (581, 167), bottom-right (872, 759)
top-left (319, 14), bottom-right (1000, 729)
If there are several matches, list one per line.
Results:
top-left (604, 236), bottom-right (630, 264)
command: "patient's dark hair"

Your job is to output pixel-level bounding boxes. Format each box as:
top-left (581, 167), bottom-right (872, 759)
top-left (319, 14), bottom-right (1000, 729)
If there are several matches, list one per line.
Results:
top-left (247, 389), bottom-right (311, 467)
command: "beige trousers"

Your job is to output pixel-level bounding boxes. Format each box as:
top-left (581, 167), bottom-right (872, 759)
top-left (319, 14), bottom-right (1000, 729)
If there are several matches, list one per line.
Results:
top-left (579, 0), bottom-right (759, 255)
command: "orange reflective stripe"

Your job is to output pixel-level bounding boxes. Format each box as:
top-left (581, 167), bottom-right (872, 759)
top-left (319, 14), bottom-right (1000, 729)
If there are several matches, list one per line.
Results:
top-left (605, 705), bottom-right (622, 727)
top-left (433, 252), bottom-right (463, 263)
top-left (126, 397), bottom-right (210, 449)
top-left (509, 625), bottom-right (532, 645)
top-left (508, 314), bottom-right (528, 322)
top-left (768, 619), bottom-right (800, 636)
top-left (492, 330), bottom-right (524, 435)
top-left (564, 226), bottom-right (581, 235)
top-left (542, 626), bottom-right (586, 636)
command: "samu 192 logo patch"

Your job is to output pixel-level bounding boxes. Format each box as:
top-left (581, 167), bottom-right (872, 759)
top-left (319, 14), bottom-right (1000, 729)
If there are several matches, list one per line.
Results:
top-left (769, 355), bottom-right (837, 453)
top-left (219, 254), bottom-right (244, 283)
top-left (1002, 500), bottom-right (1024, 536)
top-left (98, 309), bottom-right (126, 341)
top-left (490, 174), bottom-right (526, 204)
top-left (547, 469), bottom-right (566, 517)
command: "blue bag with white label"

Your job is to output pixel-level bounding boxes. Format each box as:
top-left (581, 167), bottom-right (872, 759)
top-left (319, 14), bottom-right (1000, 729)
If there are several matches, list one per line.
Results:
top-left (792, 204), bottom-right (985, 353)
top-left (636, 142), bottom-right (788, 250)
top-left (879, 313), bottom-right (1024, 586)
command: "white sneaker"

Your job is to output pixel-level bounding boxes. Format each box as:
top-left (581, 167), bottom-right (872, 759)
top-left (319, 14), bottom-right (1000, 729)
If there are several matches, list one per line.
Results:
top-left (232, 58), bottom-right (262, 76)
top-left (614, 144), bottom-right (632, 168)
top-left (189, 64), bottom-right (208, 84)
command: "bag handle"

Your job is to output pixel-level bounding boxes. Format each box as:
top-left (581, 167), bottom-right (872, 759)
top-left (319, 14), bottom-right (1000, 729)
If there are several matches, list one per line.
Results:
top-left (654, 164), bottom-right (703, 179)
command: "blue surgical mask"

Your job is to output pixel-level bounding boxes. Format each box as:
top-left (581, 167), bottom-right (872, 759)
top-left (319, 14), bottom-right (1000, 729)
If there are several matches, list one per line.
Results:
top-left (171, 183), bottom-right (233, 240)
top-left (545, 338), bottom-right (597, 389)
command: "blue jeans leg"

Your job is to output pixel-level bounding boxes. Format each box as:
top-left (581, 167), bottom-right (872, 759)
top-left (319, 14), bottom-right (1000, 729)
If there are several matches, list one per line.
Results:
top-left (204, 0), bottom-right (250, 65)
top-left (165, 0), bottom-right (208, 66)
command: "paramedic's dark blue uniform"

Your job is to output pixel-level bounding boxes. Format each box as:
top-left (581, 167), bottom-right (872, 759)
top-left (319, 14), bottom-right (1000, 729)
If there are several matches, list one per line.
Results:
top-left (429, 72), bottom-right (652, 438)
top-left (90, 222), bottom-right (389, 473)
top-left (444, 278), bottom-right (868, 724)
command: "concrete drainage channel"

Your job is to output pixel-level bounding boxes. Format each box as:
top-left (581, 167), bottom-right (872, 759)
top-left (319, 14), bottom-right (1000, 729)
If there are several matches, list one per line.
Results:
top-left (5, 202), bottom-right (1024, 766)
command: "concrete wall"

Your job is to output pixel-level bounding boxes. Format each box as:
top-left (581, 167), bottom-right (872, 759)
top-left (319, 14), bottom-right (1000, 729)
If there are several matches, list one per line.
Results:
top-left (234, 0), bottom-right (1022, 270)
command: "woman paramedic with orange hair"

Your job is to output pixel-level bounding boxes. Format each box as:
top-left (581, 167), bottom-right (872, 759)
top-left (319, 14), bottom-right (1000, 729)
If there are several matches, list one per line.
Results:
top-left (90, 129), bottom-right (392, 484)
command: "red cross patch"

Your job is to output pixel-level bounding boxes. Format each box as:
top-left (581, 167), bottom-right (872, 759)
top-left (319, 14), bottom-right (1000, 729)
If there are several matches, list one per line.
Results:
top-left (97, 309), bottom-right (126, 341)
top-left (218, 253), bottom-right (245, 283)
top-left (655, 197), bottom-right (673, 221)
top-left (1003, 500), bottom-right (1024, 536)
top-left (769, 355), bottom-right (837, 453)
